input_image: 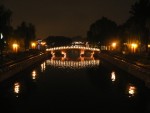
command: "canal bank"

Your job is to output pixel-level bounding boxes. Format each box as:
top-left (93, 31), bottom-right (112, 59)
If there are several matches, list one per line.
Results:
top-left (0, 52), bottom-right (50, 83)
top-left (99, 53), bottom-right (150, 88)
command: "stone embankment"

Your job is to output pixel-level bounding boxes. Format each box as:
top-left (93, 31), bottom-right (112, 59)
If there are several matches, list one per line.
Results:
top-left (99, 53), bottom-right (150, 88)
top-left (0, 53), bottom-right (49, 82)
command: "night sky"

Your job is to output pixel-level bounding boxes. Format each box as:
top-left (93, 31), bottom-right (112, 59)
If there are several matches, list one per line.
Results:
top-left (1, 0), bottom-right (135, 39)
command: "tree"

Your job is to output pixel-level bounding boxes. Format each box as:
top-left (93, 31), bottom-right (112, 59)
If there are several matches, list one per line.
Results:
top-left (87, 17), bottom-right (118, 45)
top-left (45, 36), bottom-right (72, 47)
top-left (15, 22), bottom-right (36, 50)
top-left (0, 5), bottom-right (12, 55)
top-left (130, 0), bottom-right (150, 52)
top-left (0, 5), bottom-right (12, 32)
top-left (28, 23), bottom-right (36, 42)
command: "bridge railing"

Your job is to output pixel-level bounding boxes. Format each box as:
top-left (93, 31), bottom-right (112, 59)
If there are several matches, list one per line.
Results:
top-left (46, 46), bottom-right (100, 51)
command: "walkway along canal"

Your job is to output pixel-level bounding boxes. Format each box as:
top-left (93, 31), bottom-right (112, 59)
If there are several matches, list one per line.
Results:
top-left (99, 53), bottom-right (150, 89)
top-left (0, 52), bottom-right (49, 83)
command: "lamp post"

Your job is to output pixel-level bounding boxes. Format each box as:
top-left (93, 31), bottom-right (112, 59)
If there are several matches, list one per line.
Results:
top-left (12, 43), bottom-right (19, 52)
top-left (131, 43), bottom-right (137, 53)
top-left (31, 42), bottom-right (36, 49)
top-left (111, 42), bottom-right (117, 51)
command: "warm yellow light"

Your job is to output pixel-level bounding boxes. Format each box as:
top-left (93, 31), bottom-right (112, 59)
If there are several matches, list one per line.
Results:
top-left (128, 86), bottom-right (136, 97)
top-left (131, 43), bottom-right (138, 53)
top-left (47, 59), bottom-right (100, 69)
top-left (61, 51), bottom-right (67, 59)
top-left (41, 42), bottom-right (46, 46)
top-left (13, 44), bottom-right (18, 48)
top-left (131, 43), bottom-right (137, 48)
top-left (31, 42), bottom-right (36, 49)
top-left (112, 42), bottom-right (116, 48)
top-left (32, 70), bottom-right (37, 80)
top-left (46, 46), bottom-right (100, 51)
top-left (12, 43), bottom-right (19, 52)
top-left (14, 82), bottom-right (20, 94)
top-left (148, 44), bottom-right (150, 48)
top-left (41, 62), bottom-right (46, 72)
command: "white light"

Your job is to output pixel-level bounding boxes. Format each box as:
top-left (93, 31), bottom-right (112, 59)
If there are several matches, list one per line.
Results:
top-left (111, 71), bottom-right (116, 82)
top-left (0, 33), bottom-right (3, 39)
top-left (46, 46), bottom-right (100, 52)
top-left (14, 82), bottom-right (20, 94)
top-left (46, 59), bottom-right (100, 69)
top-left (128, 86), bottom-right (136, 96)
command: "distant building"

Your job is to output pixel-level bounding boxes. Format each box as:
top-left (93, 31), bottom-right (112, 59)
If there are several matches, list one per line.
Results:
top-left (72, 41), bottom-right (85, 47)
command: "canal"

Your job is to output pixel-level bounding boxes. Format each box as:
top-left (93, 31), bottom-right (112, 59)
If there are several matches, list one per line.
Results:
top-left (0, 57), bottom-right (150, 113)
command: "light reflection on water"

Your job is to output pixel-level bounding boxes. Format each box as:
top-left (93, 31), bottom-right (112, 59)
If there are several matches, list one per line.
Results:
top-left (41, 62), bottom-right (46, 72)
top-left (111, 71), bottom-right (116, 82)
top-left (127, 84), bottom-right (137, 98)
top-left (32, 70), bottom-right (37, 80)
top-left (46, 58), bottom-right (100, 69)
top-left (13, 82), bottom-right (20, 97)
top-left (0, 56), bottom-right (149, 113)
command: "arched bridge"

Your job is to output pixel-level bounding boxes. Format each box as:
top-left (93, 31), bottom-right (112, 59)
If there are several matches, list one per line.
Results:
top-left (46, 46), bottom-right (100, 59)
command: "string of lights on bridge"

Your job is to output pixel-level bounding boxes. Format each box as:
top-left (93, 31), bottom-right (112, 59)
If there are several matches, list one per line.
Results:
top-left (46, 46), bottom-right (100, 51)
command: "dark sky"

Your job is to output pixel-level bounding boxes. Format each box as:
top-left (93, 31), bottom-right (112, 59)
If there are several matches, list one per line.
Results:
top-left (1, 0), bottom-right (135, 39)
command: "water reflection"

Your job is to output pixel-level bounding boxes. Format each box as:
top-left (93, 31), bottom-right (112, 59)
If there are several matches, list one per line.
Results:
top-left (127, 84), bottom-right (137, 98)
top-left (32, 70), bottom-right (37, 80)
top-left (0, 55), bottom-right (149, 113)
top-left (41, 62), bottom-right (46, 72)
top-left (111, 71), bottom-right (116, 82)
top-left (46, 58), bottom-right (100, 69)
top-left (14, 82), bottom-right (20, 97)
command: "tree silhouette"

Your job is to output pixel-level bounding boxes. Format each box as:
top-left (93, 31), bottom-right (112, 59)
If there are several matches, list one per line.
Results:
top-left (45, 36), bottom-right (72, 47)
top-left (0, 5), bottom-right (12, 56)
top-left (87, 17), bottom-right (118, 45)
top-left (130, 0), bottom-right (150, 52)
top-left (15, 22), bottom-right (36, 50)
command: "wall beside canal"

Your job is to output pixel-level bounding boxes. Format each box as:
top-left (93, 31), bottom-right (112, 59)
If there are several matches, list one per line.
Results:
top-left (0, 53), bottom-right (49, 83)
top-left (99, 53), bottom-right (150, 88)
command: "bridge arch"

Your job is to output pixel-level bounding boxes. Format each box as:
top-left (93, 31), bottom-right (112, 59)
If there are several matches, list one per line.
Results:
top-left (46, 46), bottom-right (100, 59)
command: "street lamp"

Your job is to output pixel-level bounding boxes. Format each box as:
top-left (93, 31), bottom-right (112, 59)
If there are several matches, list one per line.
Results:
top-left (112, 42), bottom-right (116, 50)
top-left (12, 43), bottom-right (18, 52)
top-left (31, 42), bottom-right (36, 49)
top-left (131, 43), bottom-right (138, 53)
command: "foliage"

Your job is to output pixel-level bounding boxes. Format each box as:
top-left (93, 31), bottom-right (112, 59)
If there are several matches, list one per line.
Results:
top-left (0, 5), bottom-right (37, 52)
top-left (87, 17), bottom-right (118, 44)
top-left (45, 36), bottom-right (72, 47)
top-left (128, 0), bottom-right (150, 52)
top-left (0, 5), bottom-right (12, 55)
top-left (14, 22), bottom-right (36, 50)
top-left (87, 0), bottom-right (150, 53)
top-left (0, 5), bottom-right (12, 33)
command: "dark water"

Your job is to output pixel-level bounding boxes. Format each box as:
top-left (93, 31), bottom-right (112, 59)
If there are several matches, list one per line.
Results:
top-left (0, 57), bottom-right (150, 113)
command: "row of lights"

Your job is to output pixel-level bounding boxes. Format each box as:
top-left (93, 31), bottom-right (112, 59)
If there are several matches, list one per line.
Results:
top-left (46, 59), bottom-right (100, 69)
top-left (12, 41), bottom-right (46, 52)
top-left (46, 46), bottom-right (100, 51)
top-left (13, 69), bottom-right (136, 98)
top-left (111, 42), bottom-right (138, 52)
top-left (111, 71), bottom-right (136, 97)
